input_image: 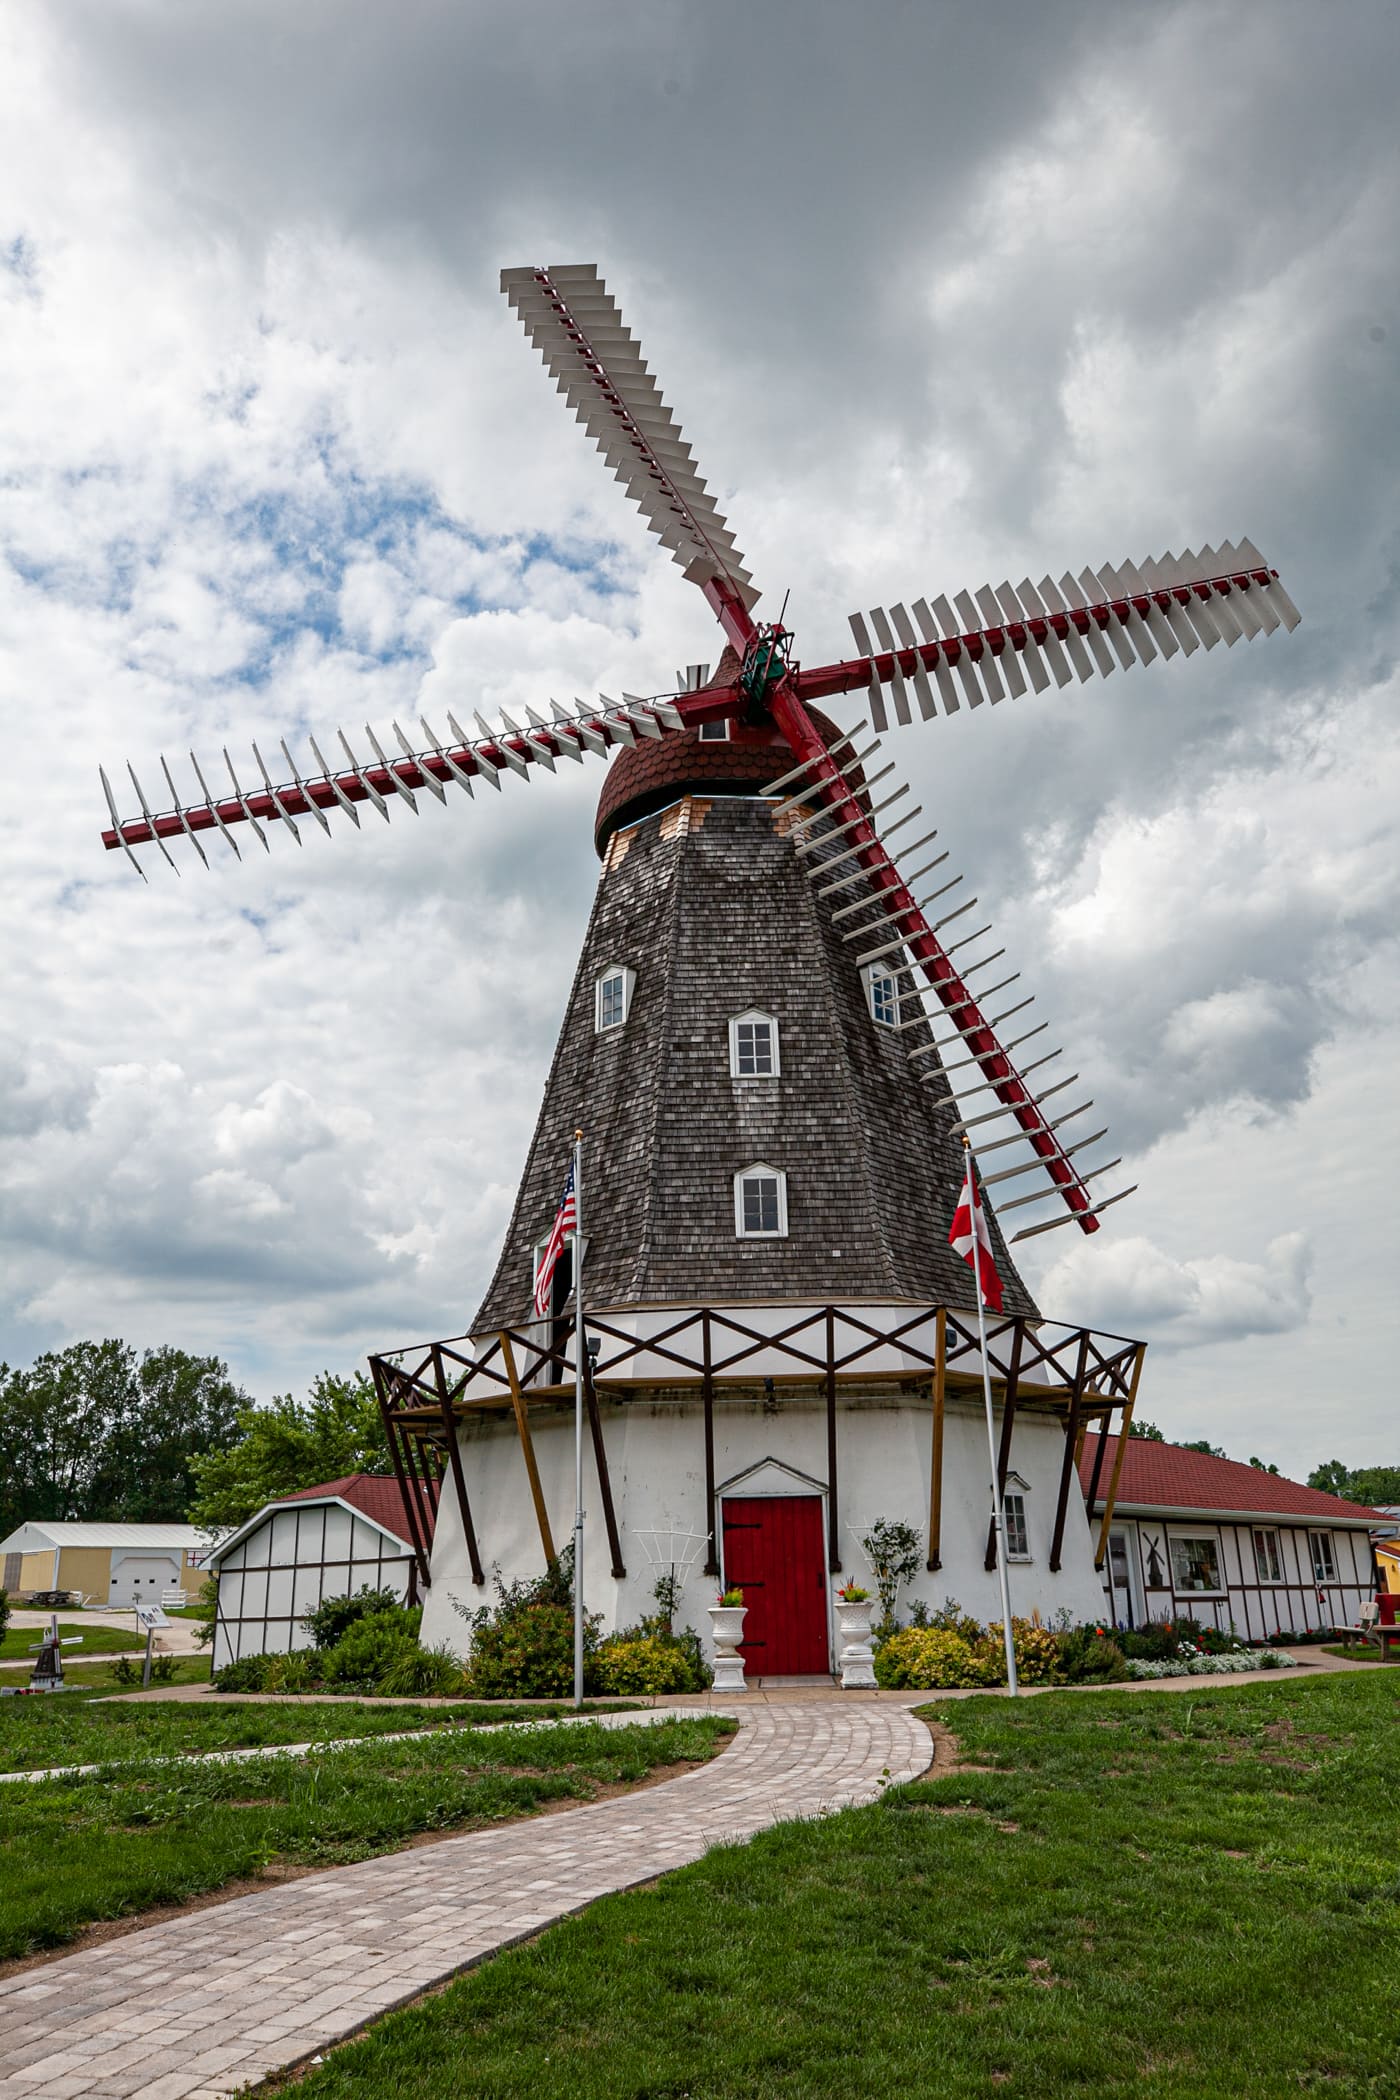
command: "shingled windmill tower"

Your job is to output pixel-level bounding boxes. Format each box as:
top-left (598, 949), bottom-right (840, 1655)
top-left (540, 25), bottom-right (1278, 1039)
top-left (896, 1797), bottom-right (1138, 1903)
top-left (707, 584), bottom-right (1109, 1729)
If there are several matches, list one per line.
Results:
top-left (102, 265), bottom-right (1300, 1674)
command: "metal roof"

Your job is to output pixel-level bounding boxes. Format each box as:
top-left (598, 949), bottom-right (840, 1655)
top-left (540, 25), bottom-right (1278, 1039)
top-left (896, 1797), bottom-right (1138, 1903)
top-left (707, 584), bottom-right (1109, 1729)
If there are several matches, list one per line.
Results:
top-left (0, 1520), bottom-right (206, 1555)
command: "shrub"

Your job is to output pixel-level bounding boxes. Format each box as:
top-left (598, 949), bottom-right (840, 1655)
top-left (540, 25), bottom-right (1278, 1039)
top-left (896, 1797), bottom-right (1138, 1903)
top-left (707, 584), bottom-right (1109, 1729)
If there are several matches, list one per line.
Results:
top-left (319, 1612), bottom-right (421, 1690)
top-left (595, 1634), bottom-right (696, 1696)
top-left (377, 1643), bottom-right (467, 1698)
top-left (302, 1585), bottom-right (407, 1651)
top-left (0, 1588), bottom-right (10, 1643)
top-left (861, 1519), bottom-right (922, 1633)
top-left (924, 1597), bottom-right (987, 1646)
top-left (213, 1655), bottom-right (273, 1693)
top-left (1056, 1624), bottom-right (1132, 1683)
top-left (191, 1575), bottom-right (220, 1649)
top-left (262, 1650), bottom-right (316, 1694)
top-left (460, 1555), bottom-right (602, 1699)
top-left (874, 1627), bottom-right (1000, 1690)
top-left (1119, 1620), bottom-right (1182, 1662)
top-left (984, 1619), bottom-right (1064, 1687)
top-left (111, 1656), bottom-right (139, 1686)
top-left (150, 1653), bottom-right (177, 1684)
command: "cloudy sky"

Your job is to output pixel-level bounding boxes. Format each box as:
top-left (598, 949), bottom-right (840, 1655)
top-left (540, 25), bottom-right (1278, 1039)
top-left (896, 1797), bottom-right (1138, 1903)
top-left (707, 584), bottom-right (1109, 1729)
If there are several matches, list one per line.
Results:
top-left (1, 0), bottom-right (1396, 1476)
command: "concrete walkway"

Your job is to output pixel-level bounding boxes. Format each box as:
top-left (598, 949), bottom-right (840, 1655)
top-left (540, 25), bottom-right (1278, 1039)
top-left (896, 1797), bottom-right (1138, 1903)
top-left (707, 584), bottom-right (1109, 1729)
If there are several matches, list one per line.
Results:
top-left (0, 1701), bottom-right (931, 2099)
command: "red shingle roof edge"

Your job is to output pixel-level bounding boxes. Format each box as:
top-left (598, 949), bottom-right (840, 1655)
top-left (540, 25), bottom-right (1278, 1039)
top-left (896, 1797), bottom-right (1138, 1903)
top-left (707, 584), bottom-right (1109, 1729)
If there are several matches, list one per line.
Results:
top-left (1080, 1436), bottom-right (1389, 1525)
top-left (274, 1473), bottom-right (431, 1545)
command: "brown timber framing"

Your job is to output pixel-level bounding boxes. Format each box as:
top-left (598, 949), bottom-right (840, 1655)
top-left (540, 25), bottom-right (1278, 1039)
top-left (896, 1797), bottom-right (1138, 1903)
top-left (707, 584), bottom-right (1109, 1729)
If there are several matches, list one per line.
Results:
top-left (702, 1307), bottom-right (718, 1575)
top-left (927, 1306), bottom-right (946, 1571)
top-left (1049, 1329), bottom-right (1094, 1572)
top-left (499, 1331), bottom-right (556, 1565)
top-left (825, 1305), bottom-right (841, 1574)
top-left (370, 1356), bottom-right (439, 1592)
top-left (430, 1343), bottom-right (485, 1589)
top-left (1094, 1343), bottom-right (1147, 1570)
top-left (582, 1341), bottom-right (627, 1579)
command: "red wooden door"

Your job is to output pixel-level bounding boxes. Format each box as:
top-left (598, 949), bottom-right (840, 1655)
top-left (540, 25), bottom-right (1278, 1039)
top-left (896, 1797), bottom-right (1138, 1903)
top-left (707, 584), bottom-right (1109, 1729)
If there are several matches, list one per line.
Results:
top-left (721, 1495), bottom-right (830, 1677)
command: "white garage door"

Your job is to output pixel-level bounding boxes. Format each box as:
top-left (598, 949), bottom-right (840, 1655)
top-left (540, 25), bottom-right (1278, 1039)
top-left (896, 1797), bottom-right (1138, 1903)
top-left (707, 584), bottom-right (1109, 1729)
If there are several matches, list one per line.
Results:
top-left (110, 1555), bottom-right (180, 1607)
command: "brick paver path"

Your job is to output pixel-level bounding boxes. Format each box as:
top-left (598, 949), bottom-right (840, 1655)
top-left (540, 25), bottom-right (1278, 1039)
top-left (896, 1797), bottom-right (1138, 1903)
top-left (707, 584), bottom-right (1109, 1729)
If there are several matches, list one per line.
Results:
top-left (0, 1701), bottom-right (931, 2099)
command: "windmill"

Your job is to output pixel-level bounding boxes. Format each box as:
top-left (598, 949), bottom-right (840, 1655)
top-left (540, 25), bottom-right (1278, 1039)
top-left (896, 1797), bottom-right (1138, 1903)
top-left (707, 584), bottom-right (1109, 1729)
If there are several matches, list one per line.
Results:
top-left (101, 265), bottom-right (1300, 1672)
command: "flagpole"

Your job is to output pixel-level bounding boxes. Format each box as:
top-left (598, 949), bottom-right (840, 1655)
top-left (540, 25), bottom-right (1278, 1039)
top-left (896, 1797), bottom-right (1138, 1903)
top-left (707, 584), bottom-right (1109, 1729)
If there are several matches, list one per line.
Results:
top-left (963, 1134), bottom-right (1019, 1699)
top-left (571, 1128), bottom-right (585, 1711)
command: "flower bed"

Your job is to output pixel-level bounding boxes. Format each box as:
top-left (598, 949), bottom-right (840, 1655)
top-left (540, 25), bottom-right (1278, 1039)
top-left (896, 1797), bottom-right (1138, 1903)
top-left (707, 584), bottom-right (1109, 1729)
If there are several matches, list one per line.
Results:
top-left (1125, 1649), bottom-right (1297, 1678)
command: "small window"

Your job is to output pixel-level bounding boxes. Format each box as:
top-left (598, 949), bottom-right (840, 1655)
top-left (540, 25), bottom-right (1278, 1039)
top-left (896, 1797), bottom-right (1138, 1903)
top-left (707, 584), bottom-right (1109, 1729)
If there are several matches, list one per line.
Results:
top-left (729, 1009), bottom-right (779, 1079)
top-left (1251, 1527), bottom-right (1283, 1583)
top-left (698, 719), bottom-right (730, 742)
top-left (595, 964), bottom-right (635, 1034)
top-left (1003, 1492), bottom-right (1031, 1561)
top-left (1169, 1534), bottom-right (1223, 1595)
top-left (1309, 1531), bottom-right (1336, 1583)
top-left (735, 1162), bottom-right (788, 1238)
top-left (865, 964), bottom-right (900, 1028)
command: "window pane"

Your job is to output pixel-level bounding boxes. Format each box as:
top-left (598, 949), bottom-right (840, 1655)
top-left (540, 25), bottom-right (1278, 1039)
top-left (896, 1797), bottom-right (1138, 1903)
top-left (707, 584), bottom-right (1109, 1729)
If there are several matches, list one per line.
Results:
top-left (1310, 1532), bottom-right (1335, 1581)
top-left (1004, 1493), bottom-right (1028, 1558)
top-left (871, 973), bottom-right (897, 1026)
top-left (736, 1020), bottom-right (773, 1076)
top-left (1252, 1528), bottom-right (1281, 1582)
top-left (1169, 1535), bottom-right (1221, 1593)
top-left (599, 975), bottom-right (624, 1028)
top-left (742, 1175), bottom-right (779, 1233)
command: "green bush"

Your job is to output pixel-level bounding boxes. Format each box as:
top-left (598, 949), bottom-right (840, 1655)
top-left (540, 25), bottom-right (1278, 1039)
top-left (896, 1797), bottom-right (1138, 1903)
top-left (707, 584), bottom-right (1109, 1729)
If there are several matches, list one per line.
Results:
top-left (262, 1650), bottom-right (316, 1694)
top-left (985, 1619), bottom-right (1064, 1687)
top-left (302, 1585), bottom-right (408, 1651)
top-left (874, 1627), bottom-right (1001, 1690)
top-left (594, 1634), bottom-right (696, 1696)
top-left (0, 1588), bottom-right (10, 1643)
top-left (319, 1612), bottom-right (422, 1690)
top-left (463, 1601), bottom-right (591, 1699)
top-left (1056, 1624), bottom-right (1132, 1683)
top-left (212, 1655), bottom-right (272, 1692)
top-left (377, 1644), bottom-right (467, 1698)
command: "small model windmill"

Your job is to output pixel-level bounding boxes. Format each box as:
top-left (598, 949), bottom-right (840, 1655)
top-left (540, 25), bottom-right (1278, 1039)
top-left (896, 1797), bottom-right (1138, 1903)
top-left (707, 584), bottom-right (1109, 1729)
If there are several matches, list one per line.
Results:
top-left (101, 263), bottom-right (1300, 1245)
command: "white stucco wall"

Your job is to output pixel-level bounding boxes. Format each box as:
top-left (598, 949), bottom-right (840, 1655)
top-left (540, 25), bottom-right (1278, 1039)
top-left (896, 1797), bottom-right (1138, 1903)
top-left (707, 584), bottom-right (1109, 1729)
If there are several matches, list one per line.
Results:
top-left (419, 1390), bottom-right (1107, 1665)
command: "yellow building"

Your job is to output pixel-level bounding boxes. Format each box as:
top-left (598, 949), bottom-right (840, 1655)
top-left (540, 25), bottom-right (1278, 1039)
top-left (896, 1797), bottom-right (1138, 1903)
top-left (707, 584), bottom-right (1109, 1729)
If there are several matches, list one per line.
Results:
top-left (0, 1522), bottom-right (209, 1607)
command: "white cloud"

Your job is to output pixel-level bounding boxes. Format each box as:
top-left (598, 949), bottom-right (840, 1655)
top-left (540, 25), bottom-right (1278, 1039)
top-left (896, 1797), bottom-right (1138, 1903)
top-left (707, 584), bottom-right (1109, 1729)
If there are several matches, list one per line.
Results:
top-left (1040, 1231), bottom-right (1312, 1350)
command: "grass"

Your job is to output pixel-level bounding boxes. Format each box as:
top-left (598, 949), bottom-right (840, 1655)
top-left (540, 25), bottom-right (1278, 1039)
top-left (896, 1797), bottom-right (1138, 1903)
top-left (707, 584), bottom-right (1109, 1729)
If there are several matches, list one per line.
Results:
top-left (0, 1686), bottom-right (633, 1773)
top-left (1322, 1641), bottom-right (1397, 1664)
top-left (3, 1653), bottom-right (215, 1696)
top-left (284, 1672), bottom-right (1399, 2100)
top-left (0, 1621), bottom-right (145, 1662)
top-left (0, 1715), bottom-right (730, 1960)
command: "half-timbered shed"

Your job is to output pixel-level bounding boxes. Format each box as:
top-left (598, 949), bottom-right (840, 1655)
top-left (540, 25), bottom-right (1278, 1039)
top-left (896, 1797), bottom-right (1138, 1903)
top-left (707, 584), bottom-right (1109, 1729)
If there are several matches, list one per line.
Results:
top-left (100, 263), bottom-right (1301, 1682)
top-left (1079, 1435), bottom-right (1386, 1640)
top-left (206, 1474), bottom-right (426, 1674)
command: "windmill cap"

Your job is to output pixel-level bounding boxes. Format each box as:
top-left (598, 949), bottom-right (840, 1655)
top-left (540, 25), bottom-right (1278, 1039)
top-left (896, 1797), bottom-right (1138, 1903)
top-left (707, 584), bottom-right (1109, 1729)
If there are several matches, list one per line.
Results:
top-left (594, 697), bottom-right (858, 856)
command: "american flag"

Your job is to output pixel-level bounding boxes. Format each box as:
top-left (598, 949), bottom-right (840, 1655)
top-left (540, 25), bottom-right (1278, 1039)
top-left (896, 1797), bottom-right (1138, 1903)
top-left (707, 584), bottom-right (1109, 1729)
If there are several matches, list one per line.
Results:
top-left (533, 1158), bottom-right (577, 1319)
top-left (948, 1159), bottom-right (1005, 1313)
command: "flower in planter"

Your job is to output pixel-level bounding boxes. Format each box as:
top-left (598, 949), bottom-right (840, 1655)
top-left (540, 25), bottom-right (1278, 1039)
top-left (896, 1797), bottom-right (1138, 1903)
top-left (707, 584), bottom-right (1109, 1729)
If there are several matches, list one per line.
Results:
top-left (717, 1587), bottom-right (744, 1608)
top-left (836, 1582), bottom-right (871, 1602)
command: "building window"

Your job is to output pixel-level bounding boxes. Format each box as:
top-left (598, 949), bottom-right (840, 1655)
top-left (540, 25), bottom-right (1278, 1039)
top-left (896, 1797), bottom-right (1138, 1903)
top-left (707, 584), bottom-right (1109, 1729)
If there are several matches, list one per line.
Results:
top-left (1003, 1492), bottom-right (1030, 1561)
top-left (698, 719), bottom-right (730, 742)
top-left (595, 964), bottom-right (635, 1034)
top-left (1309, 1531), bottom-right (1336, 1583)
top-left (1169, 1534), bottom-right (1223, 1595)
top-left (1251, 1527), bottom-right (1283, 1583)
top-left (735, 1163), bottom-right (788, 1238)
top-left (729, 1010), bottom-right (779, 1078)
top-left (865, 964), bottom-right (901, 1028)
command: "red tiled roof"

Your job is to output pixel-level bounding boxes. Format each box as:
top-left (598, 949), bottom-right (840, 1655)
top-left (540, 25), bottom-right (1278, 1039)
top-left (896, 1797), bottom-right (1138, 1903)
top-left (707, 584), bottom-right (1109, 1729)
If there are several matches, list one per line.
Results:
top-left (275, 1473), bottom-right (429, 1544)
top-left (1080, 1436), bottom-right (1389, 1525)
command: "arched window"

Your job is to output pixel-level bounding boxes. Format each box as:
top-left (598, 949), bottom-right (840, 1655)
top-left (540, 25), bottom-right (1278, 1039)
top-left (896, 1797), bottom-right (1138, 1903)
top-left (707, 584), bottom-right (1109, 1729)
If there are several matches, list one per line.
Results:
top-left (729, 1009), bottom-right (779, 1078)
top-left (595, 964), bottom-right (635, 1034)
top-left (734, 1162), bottom-right (788, 1238)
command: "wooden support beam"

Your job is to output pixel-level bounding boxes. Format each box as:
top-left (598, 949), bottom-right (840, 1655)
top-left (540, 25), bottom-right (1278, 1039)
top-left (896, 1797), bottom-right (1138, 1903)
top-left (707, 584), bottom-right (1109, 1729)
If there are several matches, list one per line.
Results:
top-left (1095, 1343), bottom-right (1147, 1569)
top-left (1049, 1329), bottom-right (1093, 1572)
top-left (582, 1343), bottom-right (627, 1579)
top-left (825, 1306), bottom-right (842, 1573)
top-left (432, 1345), bottom-right (484, 1587)
top-left (500, 1331), bottom-right (556, 1565)
top-left (702, 1308), bottom-right (718, 1576)
top-left (927, 1306), bottom-right (946, 1570)
top-left (371, 1358), bottom-right (435, 1593)
top-left (984, 1315), bottom-right (1025, 1571)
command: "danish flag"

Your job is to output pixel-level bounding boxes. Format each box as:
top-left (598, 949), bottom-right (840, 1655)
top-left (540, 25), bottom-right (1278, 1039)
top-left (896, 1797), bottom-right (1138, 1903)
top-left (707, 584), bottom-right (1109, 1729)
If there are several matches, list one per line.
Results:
top-left (949, 1159), bottom-right (1005, 1313)
top-left (533, 1158), bottom-right (577, 1318)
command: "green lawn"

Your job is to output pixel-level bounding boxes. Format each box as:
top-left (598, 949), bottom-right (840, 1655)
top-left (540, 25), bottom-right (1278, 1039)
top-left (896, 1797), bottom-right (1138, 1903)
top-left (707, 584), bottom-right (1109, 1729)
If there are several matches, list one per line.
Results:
top-left (0, 1688), bottom-right (631, 1773)
top-left (0, 1621), bottom-right (144, 1662)
top-left (285, 1673), bottom-right (1399, 2100)
top-left (0, 1715), bottom-right (729, 1960)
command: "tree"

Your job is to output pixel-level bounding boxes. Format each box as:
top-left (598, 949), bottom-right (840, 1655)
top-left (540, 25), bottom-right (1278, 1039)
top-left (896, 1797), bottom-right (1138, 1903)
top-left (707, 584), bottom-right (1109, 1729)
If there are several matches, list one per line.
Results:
top-left (1249, 1456), bottom-right (1280, 1475)
top-left (1180, 1439), bottom-right (1227, 1460)
top-left (1128, 1420), bottom-right (1166, 1442)
top-left (187, 1371), bottom-right (389, 1534)
top-left (1307, 1459), bottom-right (1400, 1507)
top-left (0, 1341), bottom-right (247, 1538)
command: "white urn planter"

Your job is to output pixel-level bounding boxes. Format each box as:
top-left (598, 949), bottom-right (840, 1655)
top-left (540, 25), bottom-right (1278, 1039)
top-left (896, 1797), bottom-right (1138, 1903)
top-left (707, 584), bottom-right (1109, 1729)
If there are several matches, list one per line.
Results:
top-left (708, 1603), bottom-right (749, 1693)
top-left (834, 1596), bottom-right (878, 1689)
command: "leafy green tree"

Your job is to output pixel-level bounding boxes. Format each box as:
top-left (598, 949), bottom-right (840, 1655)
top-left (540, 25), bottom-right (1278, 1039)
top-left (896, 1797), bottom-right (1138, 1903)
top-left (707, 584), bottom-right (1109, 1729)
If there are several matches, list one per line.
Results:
top-left (1127, 1420), bottom-right (1166, 1442)
top-left (1249, 1456), bottom-right (1280, 1475)
top-left (1180, 1439), bottom-right (1227, 1459)
top-left (1307, 1459), bottom-right (1400, 1506)
top-left (0, 1341), bottom-right (246, 1537)
top-left (187, 1371), bottom-right (388, 1533)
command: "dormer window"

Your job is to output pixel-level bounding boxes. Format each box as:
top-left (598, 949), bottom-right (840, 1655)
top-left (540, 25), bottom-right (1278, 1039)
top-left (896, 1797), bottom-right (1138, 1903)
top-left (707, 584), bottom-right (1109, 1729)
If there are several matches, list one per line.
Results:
top-left (865, 963), bottom-right (900, 1028)
top-left (735, 1163), bottom-right (788, 1237)
top-left (595, 965), bottom-right (635, 1034)
top-left (698, 719), bottom-right (730, 742)
top-left (729, 1010), bottom-right (779, 1078)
